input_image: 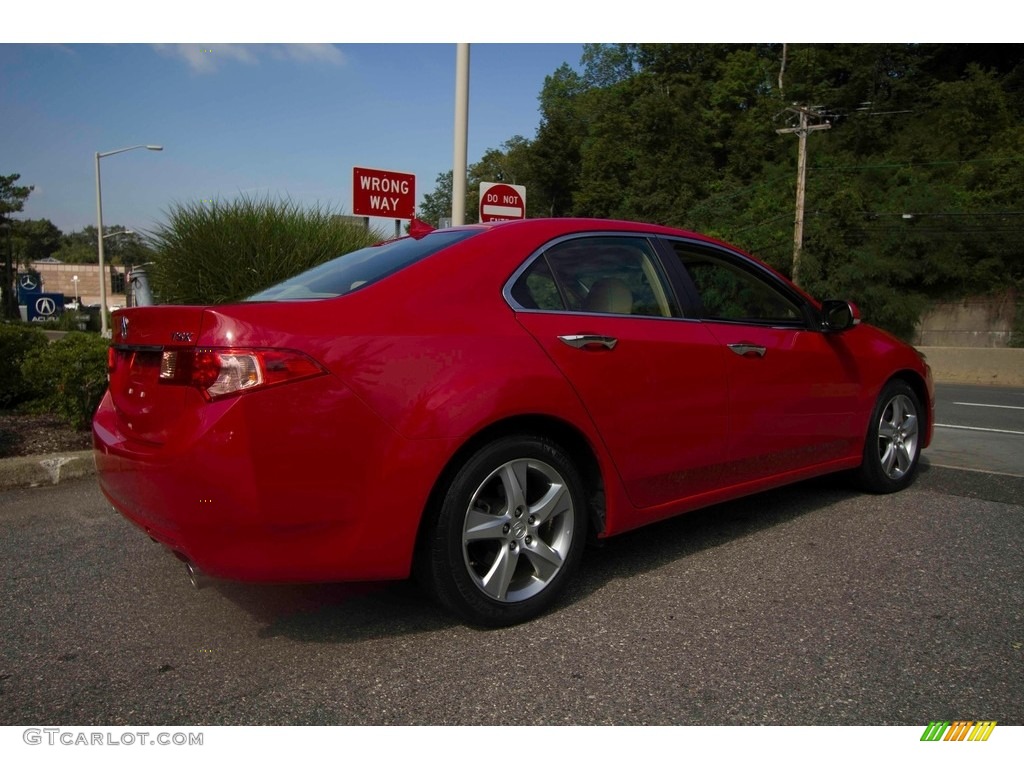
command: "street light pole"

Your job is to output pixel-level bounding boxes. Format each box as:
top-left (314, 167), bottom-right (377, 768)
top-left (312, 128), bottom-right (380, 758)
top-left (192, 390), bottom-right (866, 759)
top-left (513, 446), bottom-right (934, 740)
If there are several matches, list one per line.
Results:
top-left (452, 44), bottom-right (470, 226)
top-left (95, 145), bottom-right (162, 336)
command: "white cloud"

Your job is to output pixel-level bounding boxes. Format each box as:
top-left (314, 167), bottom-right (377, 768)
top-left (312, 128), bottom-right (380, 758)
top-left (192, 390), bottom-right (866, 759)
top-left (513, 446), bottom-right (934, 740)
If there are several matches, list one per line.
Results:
top-left (274, 44), bottom-right (347, 66)
top-left (152, 44), bottom-right (345, 74)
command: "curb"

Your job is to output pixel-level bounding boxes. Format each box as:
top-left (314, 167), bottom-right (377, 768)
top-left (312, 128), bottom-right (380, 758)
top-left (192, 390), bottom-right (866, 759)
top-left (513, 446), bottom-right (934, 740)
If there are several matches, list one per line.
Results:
top-left (0, 450), bottom-right (96, 492)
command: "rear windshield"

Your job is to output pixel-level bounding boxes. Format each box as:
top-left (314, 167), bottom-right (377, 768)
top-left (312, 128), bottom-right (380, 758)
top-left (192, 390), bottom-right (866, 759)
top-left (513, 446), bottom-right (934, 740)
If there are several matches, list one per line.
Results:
top-left (246, 229), bottom-right (480, 301)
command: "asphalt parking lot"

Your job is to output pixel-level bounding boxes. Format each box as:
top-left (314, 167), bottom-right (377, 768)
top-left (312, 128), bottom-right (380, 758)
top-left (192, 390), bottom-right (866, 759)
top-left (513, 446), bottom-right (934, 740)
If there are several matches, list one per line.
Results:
top-left (1, 451), bottom-right (1021, 726)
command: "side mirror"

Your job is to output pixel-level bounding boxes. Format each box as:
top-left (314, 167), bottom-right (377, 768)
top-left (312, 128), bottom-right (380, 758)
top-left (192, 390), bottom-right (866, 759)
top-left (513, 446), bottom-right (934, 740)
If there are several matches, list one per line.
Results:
top-left (820, 299), bottom-right (860, 332)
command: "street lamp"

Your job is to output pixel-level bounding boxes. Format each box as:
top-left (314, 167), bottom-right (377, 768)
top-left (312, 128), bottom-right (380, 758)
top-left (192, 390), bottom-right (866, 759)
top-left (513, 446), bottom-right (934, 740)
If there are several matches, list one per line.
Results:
top-left (103, 229), bottom-right (136, 239)
top-left (95, 145), bottom-right (162, 336)
top-left (72, 275), bottom-right (79, 305)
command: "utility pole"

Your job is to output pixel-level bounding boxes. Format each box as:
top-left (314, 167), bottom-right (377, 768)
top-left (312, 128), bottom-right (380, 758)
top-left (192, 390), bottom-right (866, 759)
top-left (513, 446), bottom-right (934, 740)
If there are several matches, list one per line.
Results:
top-left (776, 105), bottom-right (830, 286)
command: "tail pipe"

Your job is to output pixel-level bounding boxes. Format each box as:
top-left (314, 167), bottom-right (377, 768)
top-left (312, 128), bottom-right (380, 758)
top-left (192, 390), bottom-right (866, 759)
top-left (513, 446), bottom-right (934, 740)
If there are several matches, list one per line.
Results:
top-left (184, 560), bottom-right (202, 590)
top-left (172, 551), bottom-right (203, 590)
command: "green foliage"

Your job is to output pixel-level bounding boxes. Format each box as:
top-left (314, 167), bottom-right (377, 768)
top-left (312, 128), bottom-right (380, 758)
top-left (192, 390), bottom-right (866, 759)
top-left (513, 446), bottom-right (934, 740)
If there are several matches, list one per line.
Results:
top-left (417, 44), bottom-right (1024, 339)
top-left (51, 225), bottom-right (155, 266)
top-left (53, 309), bottom-right (96, 332)
top-left (148, 197), bottom-right (385, 305)
top-left (0, 322), bottom-right (48, 408)
top-left (52, 226), bottom-right (98, 263)
top-left (21, 332), bottom-right (110, 430)
top-left (419, 137), bottom-right (538, 226)
top-left (11, 219), bottom-right (61, 266)
top-left (419, 171), bottom-right (455, 227)
top-left (2, 172), bottom-right (34, 319)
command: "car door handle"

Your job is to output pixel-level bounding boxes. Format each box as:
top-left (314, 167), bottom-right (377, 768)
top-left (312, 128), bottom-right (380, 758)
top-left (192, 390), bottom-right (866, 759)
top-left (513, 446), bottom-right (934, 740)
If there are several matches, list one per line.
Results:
top-left (558, 334), bottom-right (618, 350)
top-left (728, 343), bottom-right (766, 358)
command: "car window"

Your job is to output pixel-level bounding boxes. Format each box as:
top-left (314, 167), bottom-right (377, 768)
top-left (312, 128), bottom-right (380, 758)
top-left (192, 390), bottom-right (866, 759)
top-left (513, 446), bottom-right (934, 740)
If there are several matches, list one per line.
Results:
top-left (511, 236), bottom-right (681, 318)
top-left (669, 242), bottom-right (803, 325)
top-left (246, 229), bottom-right (480, 301)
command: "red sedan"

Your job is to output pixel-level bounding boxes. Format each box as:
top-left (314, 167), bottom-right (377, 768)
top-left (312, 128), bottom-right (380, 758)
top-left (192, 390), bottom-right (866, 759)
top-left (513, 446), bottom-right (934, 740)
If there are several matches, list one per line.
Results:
top-left (93, 218), bottom-right (933, 626)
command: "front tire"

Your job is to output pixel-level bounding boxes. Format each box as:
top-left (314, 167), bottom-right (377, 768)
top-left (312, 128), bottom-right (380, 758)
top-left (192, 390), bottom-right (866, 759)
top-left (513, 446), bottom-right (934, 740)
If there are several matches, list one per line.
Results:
top-left (421, 435), bottom-right (587, 627)
top-left (857, 380), bottom-right (923, 493)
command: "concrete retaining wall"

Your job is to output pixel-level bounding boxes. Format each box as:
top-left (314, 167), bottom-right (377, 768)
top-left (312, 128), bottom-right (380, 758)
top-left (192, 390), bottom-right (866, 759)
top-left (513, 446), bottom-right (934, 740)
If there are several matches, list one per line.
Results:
top-left (914, 293), bottom-right (1018, 348)
top-left (917, 346), bottom-right (1024, 387)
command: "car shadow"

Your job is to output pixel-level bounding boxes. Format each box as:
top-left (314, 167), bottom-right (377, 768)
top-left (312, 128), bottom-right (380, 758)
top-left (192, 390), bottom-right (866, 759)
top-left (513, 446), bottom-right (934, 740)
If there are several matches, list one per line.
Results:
top-left (208, 471), bottom-right (883, 643)
top-left (568, 475), bottom-right (864, 601)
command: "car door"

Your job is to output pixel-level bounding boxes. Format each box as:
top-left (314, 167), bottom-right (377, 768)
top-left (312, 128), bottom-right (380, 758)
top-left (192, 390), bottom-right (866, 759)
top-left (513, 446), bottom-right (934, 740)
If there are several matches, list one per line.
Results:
top-left (507, 234), bottom-right (731, 509)
top-left (662, 238), bottom-right (862, 485)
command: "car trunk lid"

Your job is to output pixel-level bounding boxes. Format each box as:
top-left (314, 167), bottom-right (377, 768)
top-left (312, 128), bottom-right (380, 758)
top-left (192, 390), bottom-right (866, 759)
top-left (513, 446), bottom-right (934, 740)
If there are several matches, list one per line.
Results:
top-left (108, 306), bottom-right (206, 445)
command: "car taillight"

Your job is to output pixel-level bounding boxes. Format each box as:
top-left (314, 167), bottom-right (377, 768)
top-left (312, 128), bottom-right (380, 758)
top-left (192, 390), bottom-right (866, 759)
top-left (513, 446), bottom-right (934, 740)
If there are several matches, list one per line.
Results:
top-left (158, 348), bottom-right (326, 400)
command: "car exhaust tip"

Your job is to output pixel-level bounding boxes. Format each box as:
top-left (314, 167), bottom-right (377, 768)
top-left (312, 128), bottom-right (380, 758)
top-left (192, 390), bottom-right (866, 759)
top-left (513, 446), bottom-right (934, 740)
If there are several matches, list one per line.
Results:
top-left (184, 560), bottom-right (202, 590)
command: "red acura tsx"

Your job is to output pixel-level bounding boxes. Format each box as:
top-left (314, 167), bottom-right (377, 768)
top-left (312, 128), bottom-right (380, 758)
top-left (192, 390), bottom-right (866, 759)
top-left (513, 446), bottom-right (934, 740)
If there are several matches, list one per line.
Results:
top-left (93, 218), bottom-right (933, 626)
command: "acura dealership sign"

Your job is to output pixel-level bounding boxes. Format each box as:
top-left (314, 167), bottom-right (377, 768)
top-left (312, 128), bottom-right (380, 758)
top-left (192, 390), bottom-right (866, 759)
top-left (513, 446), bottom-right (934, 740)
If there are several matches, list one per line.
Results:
top-left (27, 293), bottom-right (64, 323)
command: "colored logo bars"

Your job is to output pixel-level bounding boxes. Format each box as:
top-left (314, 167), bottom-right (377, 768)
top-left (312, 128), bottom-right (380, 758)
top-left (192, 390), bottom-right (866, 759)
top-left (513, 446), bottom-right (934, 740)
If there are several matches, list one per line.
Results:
top-left (920, 721), bottom-right (997, 742)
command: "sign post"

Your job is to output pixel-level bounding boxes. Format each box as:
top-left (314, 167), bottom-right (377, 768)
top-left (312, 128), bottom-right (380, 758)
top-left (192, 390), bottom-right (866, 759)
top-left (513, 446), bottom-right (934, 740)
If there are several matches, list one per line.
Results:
top-left (352, 167), bottom-right (416, 237)
top-left (479, 182), bottom-right (526, 222)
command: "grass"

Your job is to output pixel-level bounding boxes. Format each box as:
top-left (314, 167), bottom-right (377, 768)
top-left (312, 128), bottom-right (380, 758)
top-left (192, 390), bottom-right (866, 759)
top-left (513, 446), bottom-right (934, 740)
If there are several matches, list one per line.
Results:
top-left (148, 196), bottom-right (386, 305)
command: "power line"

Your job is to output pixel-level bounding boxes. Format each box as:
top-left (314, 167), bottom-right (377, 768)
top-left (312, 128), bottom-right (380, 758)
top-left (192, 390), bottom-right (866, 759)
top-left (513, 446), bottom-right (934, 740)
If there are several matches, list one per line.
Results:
top-left (811, 157), bottom-right (1022, 171)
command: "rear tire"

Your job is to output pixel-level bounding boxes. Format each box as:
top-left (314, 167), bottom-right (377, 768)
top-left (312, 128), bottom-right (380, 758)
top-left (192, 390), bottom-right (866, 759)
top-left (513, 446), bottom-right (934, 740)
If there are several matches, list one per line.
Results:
top-left (420, 435), bottom-right (587, 627)
top-left (857, 380), bottom-right (923, 493)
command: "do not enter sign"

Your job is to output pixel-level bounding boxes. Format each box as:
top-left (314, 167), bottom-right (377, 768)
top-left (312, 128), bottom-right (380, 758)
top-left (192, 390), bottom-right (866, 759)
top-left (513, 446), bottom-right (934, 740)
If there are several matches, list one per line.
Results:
top-left (479, 182), bottom-right (526, 222)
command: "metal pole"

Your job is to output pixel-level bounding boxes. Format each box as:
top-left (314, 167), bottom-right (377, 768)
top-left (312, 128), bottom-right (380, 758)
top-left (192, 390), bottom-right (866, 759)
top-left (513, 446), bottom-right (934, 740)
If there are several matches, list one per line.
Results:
top-left (93, 145), bottom-right (162, 335)
top-left (452, 43), bottom-right (470, 225)
top-left (95, 151), bottom-right (109, 336)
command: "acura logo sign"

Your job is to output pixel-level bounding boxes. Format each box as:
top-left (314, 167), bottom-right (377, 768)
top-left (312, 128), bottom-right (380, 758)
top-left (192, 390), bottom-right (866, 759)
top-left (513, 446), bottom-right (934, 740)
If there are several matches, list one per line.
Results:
top-left (34, 297), bottom-right (56, 316)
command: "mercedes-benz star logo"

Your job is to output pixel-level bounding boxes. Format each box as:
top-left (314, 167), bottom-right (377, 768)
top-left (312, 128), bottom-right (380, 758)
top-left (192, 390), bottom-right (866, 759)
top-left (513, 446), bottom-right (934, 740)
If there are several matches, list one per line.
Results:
top-left (34, 297), bottom-right (56, 316)
top-left (20, 274), bottom-right (39, 291)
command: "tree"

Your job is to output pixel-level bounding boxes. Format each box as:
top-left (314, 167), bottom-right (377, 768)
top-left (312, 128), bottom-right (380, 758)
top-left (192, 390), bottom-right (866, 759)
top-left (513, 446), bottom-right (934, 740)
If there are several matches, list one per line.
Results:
top-left (1, 173), bottom-right (34, 319)
top-left (49, 225), bottom-right (153, 266)
top-left (530, 64), bottom-right (587, 216)
top-left (423, 44), bottom-right (1023, 337)
top-left (521, 44), bottom-right (1024, 337)
top-left (52, 226), bottom-right (100, 264)
top-left (12, 218), bottom-right (62, 266)
top-left (418, 170), bottom-right (454, 228)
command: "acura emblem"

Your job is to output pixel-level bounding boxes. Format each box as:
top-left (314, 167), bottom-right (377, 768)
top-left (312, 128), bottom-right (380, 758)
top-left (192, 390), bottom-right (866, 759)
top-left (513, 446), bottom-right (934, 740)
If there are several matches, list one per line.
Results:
top-left (120, 315), bottom-right (129, 340)
top-left (34, 297), bottom-right (56, 316)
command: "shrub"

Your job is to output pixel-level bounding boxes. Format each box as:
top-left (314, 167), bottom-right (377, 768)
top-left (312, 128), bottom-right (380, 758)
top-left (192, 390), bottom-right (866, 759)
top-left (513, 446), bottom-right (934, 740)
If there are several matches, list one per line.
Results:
top-left (149, 197), bottom-right (385, 305)
top-left (21, 332), bottom-right (110, 429)
top-left (0, 323), bottom-right (48, 408)
top-left (53, 310), bottom-right (96, 332)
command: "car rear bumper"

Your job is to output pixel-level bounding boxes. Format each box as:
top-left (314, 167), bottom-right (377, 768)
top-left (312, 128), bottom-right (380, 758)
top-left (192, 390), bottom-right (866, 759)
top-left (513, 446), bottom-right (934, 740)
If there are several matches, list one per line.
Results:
top-left (92, 381), bottom-right (453, 583)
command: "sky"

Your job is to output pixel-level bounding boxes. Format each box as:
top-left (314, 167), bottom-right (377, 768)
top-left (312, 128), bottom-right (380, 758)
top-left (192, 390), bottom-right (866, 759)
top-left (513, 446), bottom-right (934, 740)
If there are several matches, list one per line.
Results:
top-left (0, 42), bottom-right (583, 235)
top-left (2, 3), bottom-right (1002, 238)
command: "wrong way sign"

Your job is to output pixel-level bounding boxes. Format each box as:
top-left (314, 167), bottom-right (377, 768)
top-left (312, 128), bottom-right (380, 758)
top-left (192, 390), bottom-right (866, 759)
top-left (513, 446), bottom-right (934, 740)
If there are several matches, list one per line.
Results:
top-left (353, 167), bottom-right (416, 218)
top-left (479, 182), bottom-right (526, 222)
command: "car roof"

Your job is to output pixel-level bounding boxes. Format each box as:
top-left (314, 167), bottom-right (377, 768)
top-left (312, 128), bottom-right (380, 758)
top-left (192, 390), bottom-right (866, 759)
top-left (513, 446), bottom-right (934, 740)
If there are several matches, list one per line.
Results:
top-left (436, 217), bottom-right (742, 256)
top-left (445, 217), bottom-right (698, 236)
